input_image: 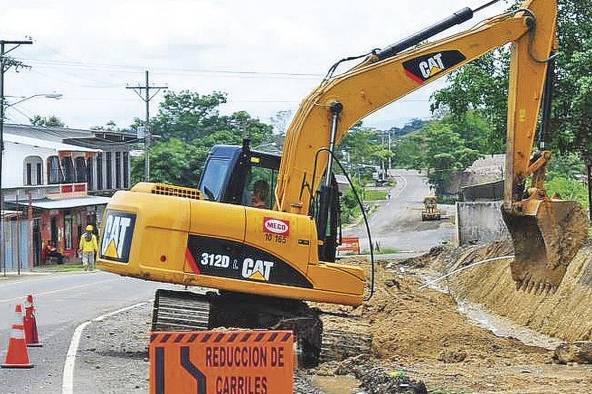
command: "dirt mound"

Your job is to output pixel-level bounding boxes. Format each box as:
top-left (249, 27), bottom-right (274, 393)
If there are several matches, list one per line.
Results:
top-left (438, 241), bottom-right (592, 342)
top-left (360, 259), bottom-right (546, 365)
top-left (553, 342), bottom-right (592, 365)
top-left (313, 257), bottom-right (592, 393)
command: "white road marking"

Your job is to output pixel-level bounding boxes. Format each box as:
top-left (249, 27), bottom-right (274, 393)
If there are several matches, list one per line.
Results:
top-left (62, 321), bottom-right (91, 394)
top-left (0, 278), bottom-right (119, 304)
top-left (370, 173), bottom-right (408, 226)
top-left (391, 174), bottom-right (408, 201)
top-left (62, 301), bottom-right (150, 394)
top-left (0, 272), bottom-right (86, 287)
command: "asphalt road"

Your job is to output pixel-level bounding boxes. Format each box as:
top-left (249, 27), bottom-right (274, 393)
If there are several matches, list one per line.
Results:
top-left (346, 169), bottom-right (455, 253)
top-left (0, 271), bottom-right (166, 394)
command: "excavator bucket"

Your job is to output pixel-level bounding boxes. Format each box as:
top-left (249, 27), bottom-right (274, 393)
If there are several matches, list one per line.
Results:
top-left (502, 200), bottom-right (589, 294)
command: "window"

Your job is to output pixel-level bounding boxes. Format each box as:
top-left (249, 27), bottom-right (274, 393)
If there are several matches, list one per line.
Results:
top-left (115, 152), bottom-right (121, 189)
top-left (47, 156), bottom-right (64, 184)
top-left (75, 157), bottom-right (86, 183)
top-left (86, 157), bottom-right (93, 191)
top-left (36, 163), bottom-right (42, 185)
top-left (64, 214), bottom-right (73, 249)
top-left (242, 166), bottom-right (277, 210)
top-left (50, 216), bottom-right (58, 245)
top-left (106, 152), bottom-right (113, 189)
top-left (123, 152), bottom-right (129, 188)
top-left (200, 159), bottom-right (231, 201)
top-left (26, 163), bottom-right (32, 186)
top-left (96, 153), bottom-right (103, 190)
top-left (24, 156), bottom-right (43, 185)
top-left (62, 157), bottom-right (74, 183)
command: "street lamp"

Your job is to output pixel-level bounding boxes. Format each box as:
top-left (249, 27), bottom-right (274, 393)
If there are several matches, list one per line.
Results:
top-left (6, 93), bottom-right (62, 107)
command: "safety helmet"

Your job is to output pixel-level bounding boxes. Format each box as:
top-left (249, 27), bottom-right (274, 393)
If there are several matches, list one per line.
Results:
top-left (85, 224), bottom-right (94, 232)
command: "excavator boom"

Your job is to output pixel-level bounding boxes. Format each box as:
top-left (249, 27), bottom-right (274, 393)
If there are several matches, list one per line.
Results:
top-left (274, 0), bottom-right (587, 290)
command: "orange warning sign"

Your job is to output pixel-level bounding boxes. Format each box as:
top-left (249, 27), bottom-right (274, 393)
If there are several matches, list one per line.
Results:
top-left (149, 330), bottom-right (294, 394)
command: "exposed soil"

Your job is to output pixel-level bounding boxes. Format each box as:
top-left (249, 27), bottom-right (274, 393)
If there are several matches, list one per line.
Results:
top-left (311, 256), bottom-right (592, 393)
top-left (433, 241), bottom-right (592, 342)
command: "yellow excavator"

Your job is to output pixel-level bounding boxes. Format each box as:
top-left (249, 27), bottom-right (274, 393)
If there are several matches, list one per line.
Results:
top-left (98, 0), bottom-right (587, 364)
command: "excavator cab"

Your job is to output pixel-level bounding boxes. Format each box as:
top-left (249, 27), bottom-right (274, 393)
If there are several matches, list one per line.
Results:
top-left (198, 139), bottom-right (280, 208)
top-left (199, 139), bottom-right (342, 264)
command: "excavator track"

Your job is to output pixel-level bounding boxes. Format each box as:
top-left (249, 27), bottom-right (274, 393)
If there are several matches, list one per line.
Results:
top-left (151, 289), bottom-right (372, 366)
top-left (152, 289), bottom-right (210, 331)
top-left (152, 289), bottom-right (322, 366)
top-left (320, 314), bottom-right (373, 363)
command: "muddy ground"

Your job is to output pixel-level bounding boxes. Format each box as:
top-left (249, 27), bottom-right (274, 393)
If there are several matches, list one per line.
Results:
top-left (76, 253), bottom-right (592, 393)
top-left (309, 256), bottom-right (592, 393)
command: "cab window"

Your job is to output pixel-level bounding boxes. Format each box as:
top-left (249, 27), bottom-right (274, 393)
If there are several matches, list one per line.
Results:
top-left (242, 166), bottom-right (277, 210)
top-left (200, 158), bottom-right (231, 201)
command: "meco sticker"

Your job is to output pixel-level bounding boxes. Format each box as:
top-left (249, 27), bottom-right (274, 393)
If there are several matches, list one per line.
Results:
top-left (262, 218), bottom-right (289, 236)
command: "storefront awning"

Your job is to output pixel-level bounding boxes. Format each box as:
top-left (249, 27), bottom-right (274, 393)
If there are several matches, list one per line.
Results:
top-left (16, 196), bottom-right (111, 210)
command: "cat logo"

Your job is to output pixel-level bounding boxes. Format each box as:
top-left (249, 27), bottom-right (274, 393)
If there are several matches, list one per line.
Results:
top-left (100, 211), bottom-right (136, 263)
top-left (419, 53), bottom-right (445, 79)
top-left (241, 258), bottom-right (274, 281)
top-left (403, 50), bottom-right (466, 84)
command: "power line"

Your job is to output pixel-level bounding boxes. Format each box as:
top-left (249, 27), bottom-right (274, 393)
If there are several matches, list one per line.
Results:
top-left (126, 71), bottom-right (167, 182)
top-left (17, 58), bottom-right (324, 79)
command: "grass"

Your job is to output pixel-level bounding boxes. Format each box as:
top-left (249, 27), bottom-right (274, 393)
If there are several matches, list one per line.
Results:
top-left (361, 246), bottom-right (400, 255)
top-left (34, 262), bottom-right (86, 273)
top-left (376, 246), bottom-right (400, 254)
top-left (364, 189), bottom-right (388, 201)
top-left (436, 194), bottom-right (459, 205)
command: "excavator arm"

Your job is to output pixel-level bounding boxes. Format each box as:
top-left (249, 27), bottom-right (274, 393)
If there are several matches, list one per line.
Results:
top-left (276, 0), bottom-right (588, 291)
top-left (277, 0), bottom-right (553, 214)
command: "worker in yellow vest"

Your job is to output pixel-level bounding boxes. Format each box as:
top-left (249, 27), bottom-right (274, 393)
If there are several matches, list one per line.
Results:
top-left (79, 224), bottom-right (99, 271)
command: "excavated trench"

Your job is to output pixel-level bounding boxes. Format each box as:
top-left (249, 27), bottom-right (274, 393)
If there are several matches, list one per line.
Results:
top-left (307, 253), bottom-right (592, 393)
top-left (433, 240), bottom-right (592, 342)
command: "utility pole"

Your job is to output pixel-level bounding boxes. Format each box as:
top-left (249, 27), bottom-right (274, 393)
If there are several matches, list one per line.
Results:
top-left (387, 129), bottom-right (392, 171)
top-left (0, 39), bottom-right (32, 277)
top-left (126, 71), bottom-right (167, 181)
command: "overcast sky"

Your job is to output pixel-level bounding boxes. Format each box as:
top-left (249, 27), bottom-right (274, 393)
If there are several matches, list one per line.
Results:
top-left (0, 0), bottom-right (507, 131)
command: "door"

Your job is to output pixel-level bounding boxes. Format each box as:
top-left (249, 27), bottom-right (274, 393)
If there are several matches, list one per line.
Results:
top-left (33, 219), bottom-right (41, 267)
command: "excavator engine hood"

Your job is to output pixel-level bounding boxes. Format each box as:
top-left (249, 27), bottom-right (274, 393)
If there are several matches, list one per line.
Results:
top-left (502, 199), bottom-right (589, 293)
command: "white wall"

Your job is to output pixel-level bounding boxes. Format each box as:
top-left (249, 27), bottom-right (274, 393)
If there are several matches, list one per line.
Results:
top-left (456, 201), bottom-right (509, 245)
top-left (2, 141), bottom-right (55, 189)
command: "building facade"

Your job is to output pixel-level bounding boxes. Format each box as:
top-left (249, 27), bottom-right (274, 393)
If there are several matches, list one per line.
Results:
top-left (1, 124), bottom-right (136, 270)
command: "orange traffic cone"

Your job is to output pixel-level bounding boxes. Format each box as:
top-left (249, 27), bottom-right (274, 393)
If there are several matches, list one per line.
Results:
top-left (1, 304), bottom-right (33, 368)
top-left (24, 295), bottom-right (42, 347)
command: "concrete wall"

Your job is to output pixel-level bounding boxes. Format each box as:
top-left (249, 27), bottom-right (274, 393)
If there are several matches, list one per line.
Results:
top-left (456, 201), bottom-right (509, 245)
top-left (2, 140), bottom-right (56, 188)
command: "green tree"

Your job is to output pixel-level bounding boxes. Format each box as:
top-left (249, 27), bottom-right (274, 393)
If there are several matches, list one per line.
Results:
top-left (130, 90), bottom-right (274, 187)
top-left (151, 90), bottom-right (228, 142)
top-left (340, 124), bottom-right (392, 169)
top-left (31, 115), bottom-right (65, 128)
top-left (392, 120), bottom-right (481, 192)
top-left (430, 0), bottom-right (592, 162)
top-left (421, 123), bottom-right (481, 192)
top-left (131, 138), bottom-right (207, 187)
top-left (430, 51), bottom-right (509, 154)
top-left (91, 120), bottom-right (120, 131)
